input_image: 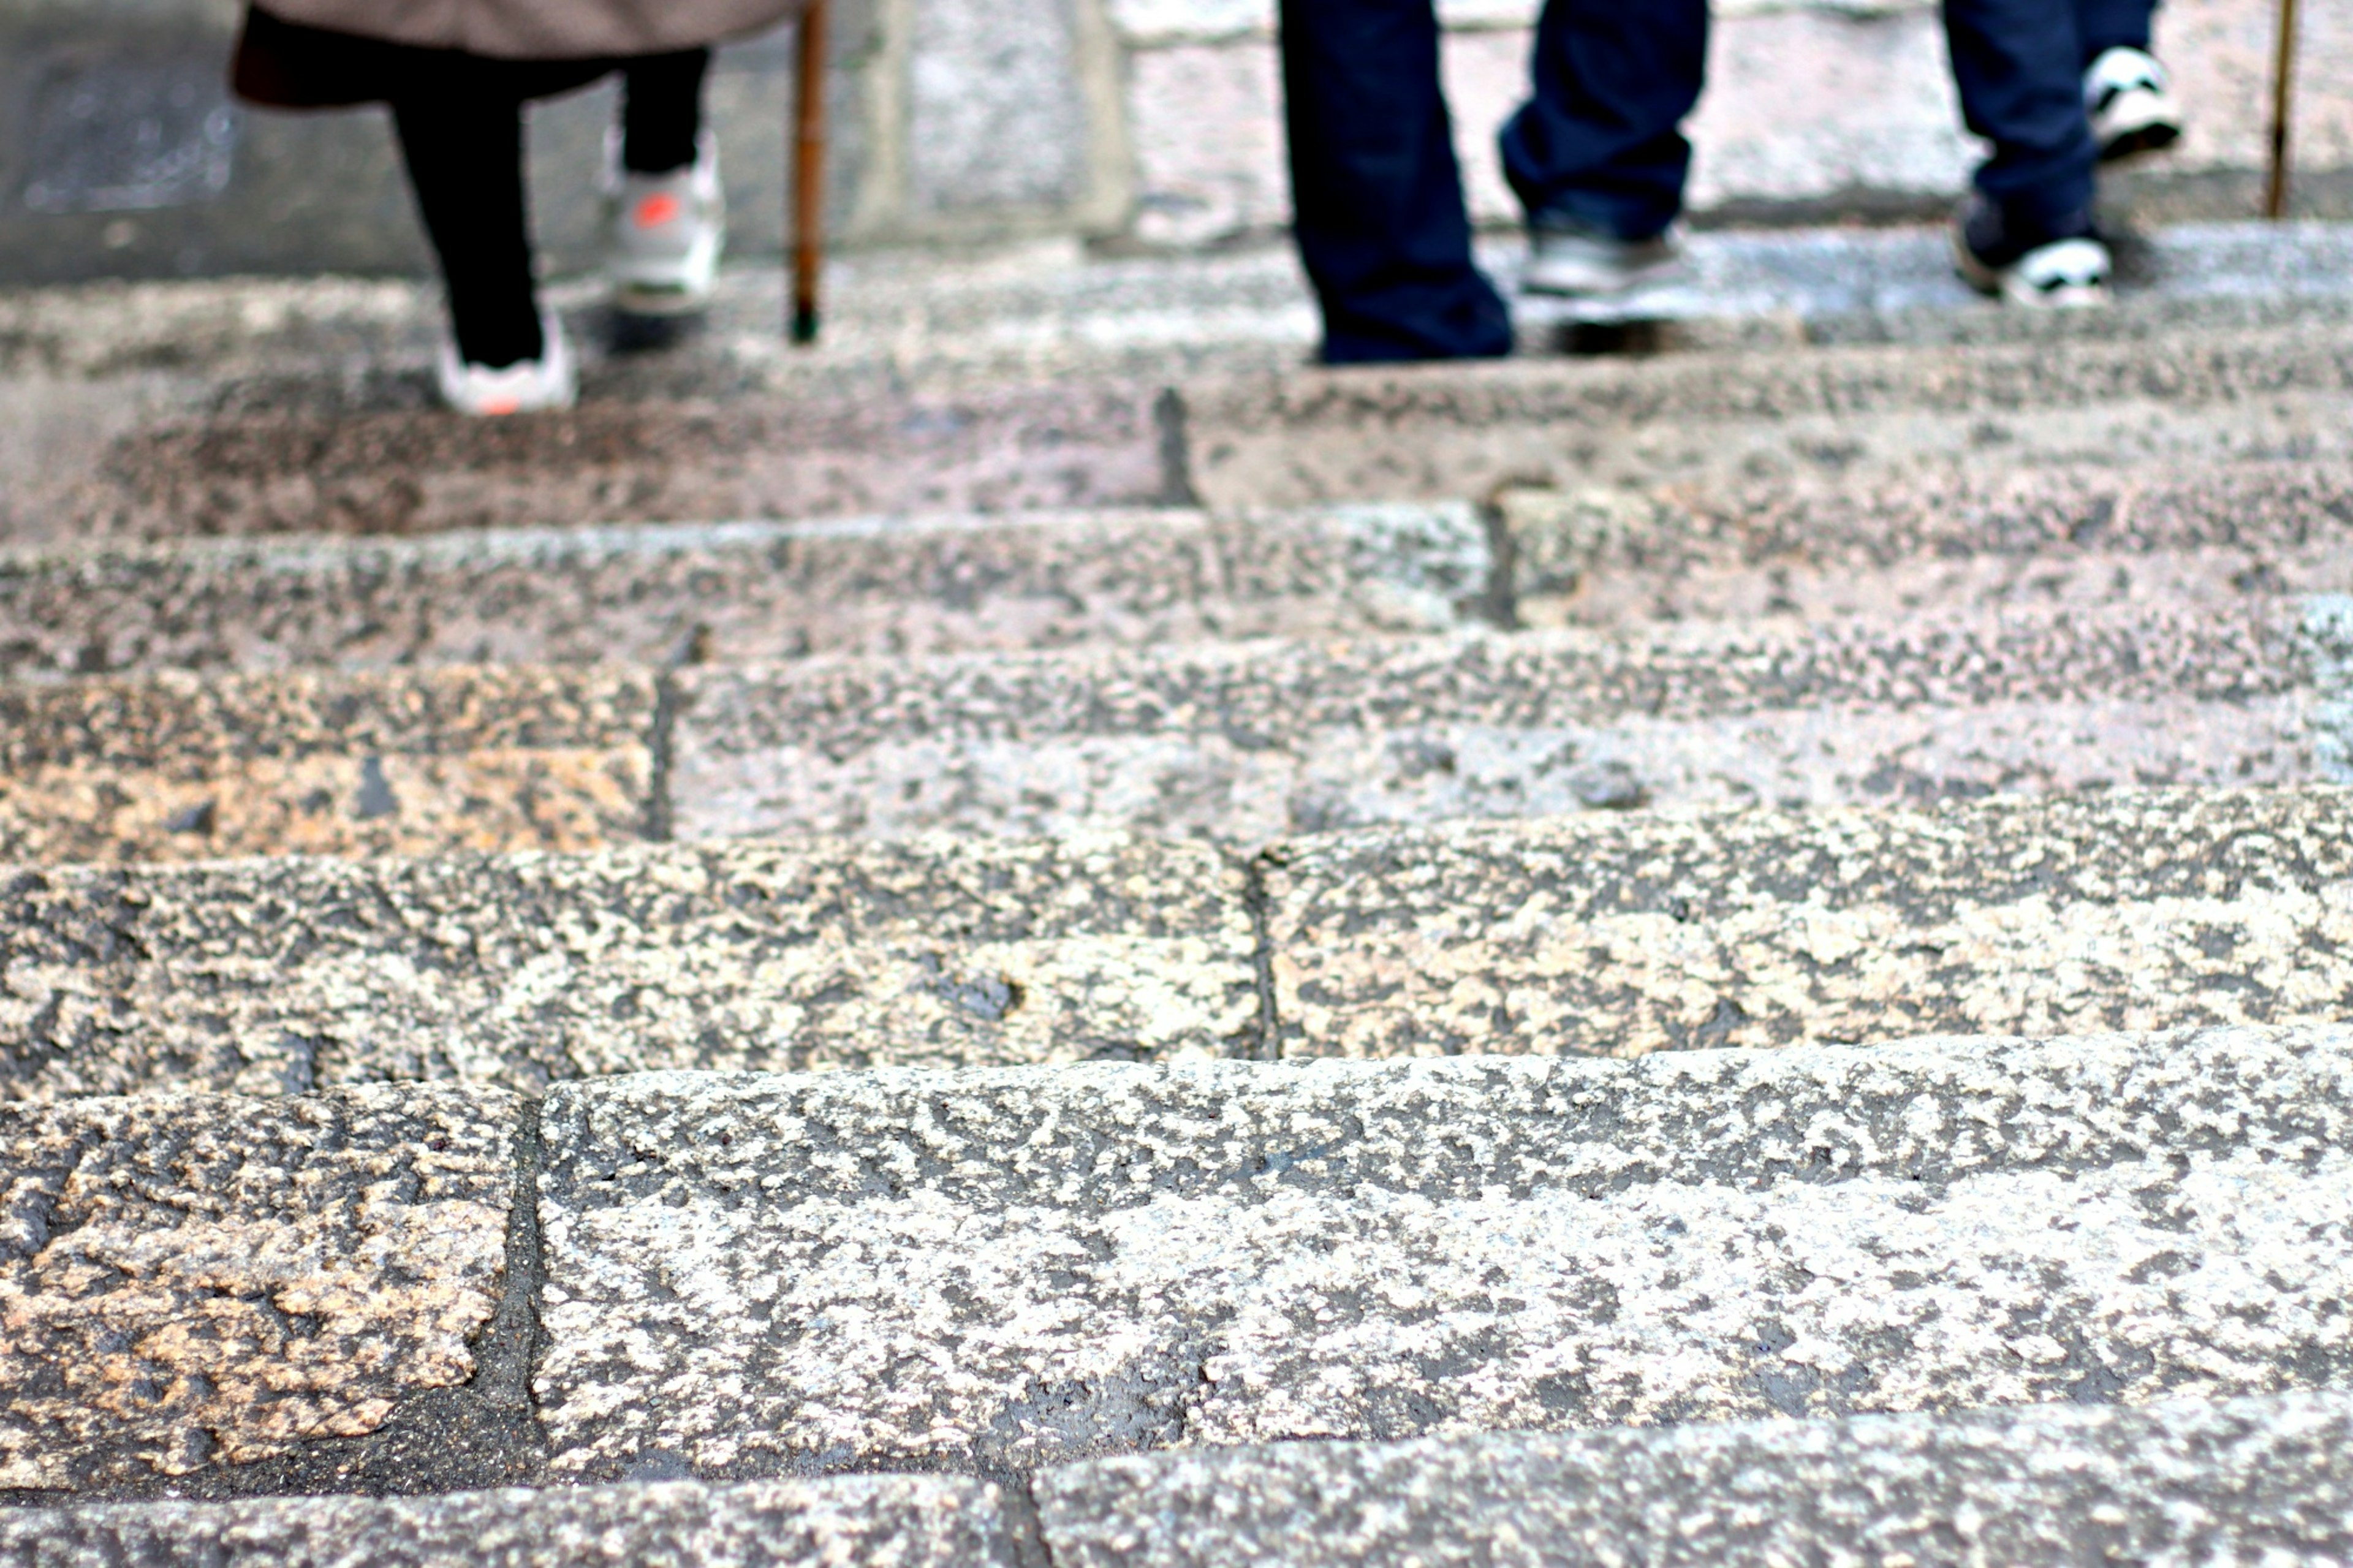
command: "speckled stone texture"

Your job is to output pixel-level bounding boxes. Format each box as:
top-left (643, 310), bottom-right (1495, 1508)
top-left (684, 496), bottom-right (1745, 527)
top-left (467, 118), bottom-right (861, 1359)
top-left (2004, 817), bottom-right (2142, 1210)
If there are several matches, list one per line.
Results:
top-left (1186, 328), bottom-right (2353, 509)
top-left (672, 605), bottom-right (2309, 843)
top-left (1506, 461), bottom-right (2353, 631)
top-left (0, 1475), bottom-right (1017, 1566)
top-left (0, 504), bottom-right (1485, 678)
top-left (0, 1085), bottom-right (519, 1488)
top-left (1036, 1391), bottom-right (2353, 1567)
top-left (0, 666), bottom-right (655, 865)
top-left (0, 833), bottom-right (1256, 1100)
top-left (532, 1025), bottom-right (2353, 1477)
top-left (72, 383), bottom-right (1173, 542)
top-left (1268, 787), bottom-right (2353, 1058)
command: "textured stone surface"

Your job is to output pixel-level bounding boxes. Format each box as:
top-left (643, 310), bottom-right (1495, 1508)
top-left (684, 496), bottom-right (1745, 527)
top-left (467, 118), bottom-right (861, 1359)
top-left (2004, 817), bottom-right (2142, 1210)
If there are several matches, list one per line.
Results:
top-left (0, 834), bottom-right (1256, 1101)
top-left (0, 504), bottom-right (1485, 678)
top-left (0, 1084), bottom-right (519, 1488)
top-left (1506, 461), bottom-right (2353, 630)
top-left (1186, 328), bottom-right (2353, 510)
top-left (0, 1475), bottom-right (1016, 1566)
top-left (533, 1025), bottom-right (2353, 1477)
top-left (1037, 1391), bottom-right (2353, 1567)
top-left (1270, 786), bottom-right (2353, 1058)
top-left (70, 383), bottom-right (1175, 542)
top-left (672, 605), bottom-right (2308, 843)
top-left (0, 666), bottom-right (654, 865)
top-left (15, 239), bottom-right (2353, 545)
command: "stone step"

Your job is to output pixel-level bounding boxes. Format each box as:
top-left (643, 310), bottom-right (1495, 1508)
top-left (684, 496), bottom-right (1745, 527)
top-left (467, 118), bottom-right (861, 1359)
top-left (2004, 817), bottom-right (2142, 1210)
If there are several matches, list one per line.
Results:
top-left (7, 1026), bottom-right (2346, 1493)
top-left (8, 597), bottom-right (2322, 863)
top-left (672, 599), bottom-right (2320, 844)
top-left (1186, 322), bottom-right (2353, 512)
top-left (12, 313), bottom-right (2353, 547)
top-left (0, 503), bottom-right (1487, 680)
top-left (1037, 1390), bottom-right (2353, 1568)
top-left (15, 456), bottom-right (2353, 680)
top-left (0, 834), bottom-right (1257, 1102)
top-left (1504, 458), bottom-right (2353, 631)
top-left (8, 1389), bottom-right (2348, 1565)
top-left (9, 787), bottom-right (2341, 1103)
top-left (531, 1025), bottom-right (2353, 1477)
top-left (0, 1476), bottom-right (1021, 1566)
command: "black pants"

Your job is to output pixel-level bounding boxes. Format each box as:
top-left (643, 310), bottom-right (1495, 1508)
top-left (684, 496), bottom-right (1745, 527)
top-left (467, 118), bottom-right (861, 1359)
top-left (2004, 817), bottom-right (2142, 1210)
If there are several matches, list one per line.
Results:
top-left (1281, 0), bottom-right (1706, 363)
top-left (392, 49), bottom-right (709, 369)
top-left (1945, 0), bottom-right (2156, 232)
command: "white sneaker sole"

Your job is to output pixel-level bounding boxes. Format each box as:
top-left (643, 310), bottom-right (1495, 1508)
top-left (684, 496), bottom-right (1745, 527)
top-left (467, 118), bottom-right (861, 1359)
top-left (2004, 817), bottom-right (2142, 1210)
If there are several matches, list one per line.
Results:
top-left (1522, 243), bottom-right (1681, 298)
top-left (1953, 229), bottom-right (2111, 310)
top-left (612, 224), bottom-right (723, 316)
top-left (436, 309), bottom-right (578, 416)
top-left (2094, 86), bottom-right (2185, 164)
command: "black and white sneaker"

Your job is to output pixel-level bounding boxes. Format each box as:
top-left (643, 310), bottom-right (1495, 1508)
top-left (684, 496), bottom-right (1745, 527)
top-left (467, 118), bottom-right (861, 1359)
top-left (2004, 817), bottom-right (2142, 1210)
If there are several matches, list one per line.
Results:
top-left (2085, 47), bottom-right (2184, 164)
top-left (1952, 196), bottom-right (2111, 309)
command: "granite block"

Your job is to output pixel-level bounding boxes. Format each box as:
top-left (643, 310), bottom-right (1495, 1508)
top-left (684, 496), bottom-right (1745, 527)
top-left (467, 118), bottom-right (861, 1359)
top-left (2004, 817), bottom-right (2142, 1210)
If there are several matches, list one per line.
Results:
top-left (1267, 786), bottom-right (2353, 1058)
top-left (0, 666), bottom-right (656, 865)
top-left (532, 1026), bottom-right (2353, 1475)
top-left (0, 1475), bottom-right (1015, 1566)
top-left (670, 605), bottom-right (2309, 843)
top-left (0, 1084), bottom-right (520, 1488)
top-left (1037, 1392), bottom-right (2353, 1567)
top-left (0, 502), bottom-right (1487, 677)
top-left (0, 833), bottom-right (1257, 1100)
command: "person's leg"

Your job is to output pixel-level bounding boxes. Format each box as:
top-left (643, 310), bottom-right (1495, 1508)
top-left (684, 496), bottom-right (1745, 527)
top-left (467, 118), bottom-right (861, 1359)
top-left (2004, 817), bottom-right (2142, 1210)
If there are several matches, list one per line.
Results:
top-left (1942, 0), bottom-right (2097, 233)
top-left (391, 89), bottom-right (544, 368)
top-left (621, 48), bottom-right (710, 173)
top-left (1499, 0), bottom-right (1708, 241)
top-left (2076, 0), bottom-right (2155, 62)
top-left (1278, 0), bottom-right (1511, 363)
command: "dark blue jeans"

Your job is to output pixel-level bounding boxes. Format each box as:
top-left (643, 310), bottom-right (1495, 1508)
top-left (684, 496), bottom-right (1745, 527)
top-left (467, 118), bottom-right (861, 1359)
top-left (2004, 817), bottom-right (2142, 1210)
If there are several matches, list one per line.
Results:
top-left (1279, 0), bottom-right (1707, 363)
top-left (1944, 0), bottom-right (2157, 231)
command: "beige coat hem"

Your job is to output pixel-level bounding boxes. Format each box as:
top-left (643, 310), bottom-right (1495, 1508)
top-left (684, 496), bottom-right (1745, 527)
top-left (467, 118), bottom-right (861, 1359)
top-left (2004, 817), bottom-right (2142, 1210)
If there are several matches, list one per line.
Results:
top-left (256, 0), bottom-right (806, 60)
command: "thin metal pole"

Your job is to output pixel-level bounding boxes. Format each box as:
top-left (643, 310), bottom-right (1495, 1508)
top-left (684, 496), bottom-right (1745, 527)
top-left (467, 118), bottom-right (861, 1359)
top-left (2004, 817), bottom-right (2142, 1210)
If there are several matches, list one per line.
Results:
top-left (790, 0), bottom-right (830, 343)
top-left (2266, 0), bottom-right (2300, 219)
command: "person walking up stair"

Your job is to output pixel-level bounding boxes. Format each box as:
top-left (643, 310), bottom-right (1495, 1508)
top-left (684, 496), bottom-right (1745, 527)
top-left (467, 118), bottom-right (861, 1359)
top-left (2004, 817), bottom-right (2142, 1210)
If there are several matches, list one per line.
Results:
top-left (231, 0), bottom-right (798, 415)
top-left (1946, 0), bottom-right (2186, 306)
top-left (1279, 0), bottom-right (1708, 364)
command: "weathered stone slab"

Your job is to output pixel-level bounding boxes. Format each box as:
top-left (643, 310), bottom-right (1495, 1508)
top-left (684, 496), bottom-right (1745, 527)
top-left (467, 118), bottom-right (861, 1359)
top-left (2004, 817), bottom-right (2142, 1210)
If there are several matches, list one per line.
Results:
top-left (0, 1475), bottom-right (1017, 1566)
top-left (0, 666), bottom-right (655, 865)
top-left (1184, 328), bottom-right (2353, 509)
top-left (0, 1084), bottom-right (520, 1488)
top-left (1268, 786), bottom-right (2353, 1058)
top-left (0, 833), bottom-right (1256, 1101)
top-left (75, 384), bottom-right (1174, 542)
top-left (533, 1025), bottom-right (2353, 1477)
top-left (1506, 461), bottom-right (2353, 630)
top-left (0, 503), bottom-right (1485, 678)
top-left (1036, 1391), bottom-right (2353, 1567)
top-left (672, 603), bottom-right (2308, 842)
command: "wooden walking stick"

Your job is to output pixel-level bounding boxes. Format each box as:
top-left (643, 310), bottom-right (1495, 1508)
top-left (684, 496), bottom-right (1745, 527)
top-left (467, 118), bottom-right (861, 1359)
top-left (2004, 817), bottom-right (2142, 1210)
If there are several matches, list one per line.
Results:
top-left (2266, 0), bottom-right (2300, 219)
top-left (790, 0), bottom-right (830, 343)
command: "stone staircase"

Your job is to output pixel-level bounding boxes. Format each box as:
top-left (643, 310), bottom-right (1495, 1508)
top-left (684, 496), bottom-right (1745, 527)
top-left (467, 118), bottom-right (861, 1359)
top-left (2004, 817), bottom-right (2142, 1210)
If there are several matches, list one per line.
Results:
top-left (5, 229), bottom-right (2353, 1562)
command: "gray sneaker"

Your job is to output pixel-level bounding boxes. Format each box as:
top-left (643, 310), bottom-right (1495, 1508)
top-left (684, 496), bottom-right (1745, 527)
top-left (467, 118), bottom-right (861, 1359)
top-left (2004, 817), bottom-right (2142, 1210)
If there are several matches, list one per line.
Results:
top-left (602, 130), bottom-right (726, 316)
top-left (1523, 221), bottom-right (1681, 297)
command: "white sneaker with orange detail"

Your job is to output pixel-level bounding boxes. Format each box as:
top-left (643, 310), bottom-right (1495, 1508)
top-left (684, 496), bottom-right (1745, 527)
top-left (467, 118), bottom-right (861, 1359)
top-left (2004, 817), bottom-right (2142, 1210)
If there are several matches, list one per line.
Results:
top-left (435, 308), bottom-right (577, 417)
top-left (602, 130), bottom-right (726, 316)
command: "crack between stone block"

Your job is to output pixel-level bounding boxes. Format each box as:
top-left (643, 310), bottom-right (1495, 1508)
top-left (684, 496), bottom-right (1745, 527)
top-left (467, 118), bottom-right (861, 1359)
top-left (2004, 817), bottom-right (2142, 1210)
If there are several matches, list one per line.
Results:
top-left (1241, 849), bottom-right (1283, 1063)
top-left (643, 668), bottom-right (682, 844)
top-left (1002, 1471), bottom-right (1058, 1568)
top-left (1477, 494), bottom-right (1523, 632)
top-left (1154, 387), bottom-right (1200, 510)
